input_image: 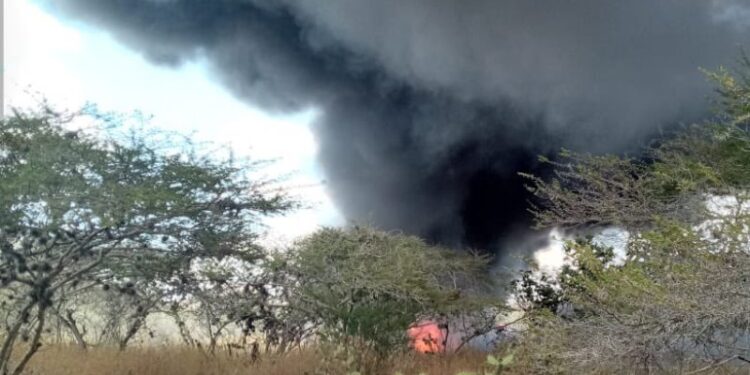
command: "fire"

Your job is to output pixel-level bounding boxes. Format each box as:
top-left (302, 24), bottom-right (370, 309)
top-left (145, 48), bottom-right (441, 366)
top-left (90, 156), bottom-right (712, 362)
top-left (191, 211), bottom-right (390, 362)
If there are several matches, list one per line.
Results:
top-left (407, 321), bottom-right (445, 353)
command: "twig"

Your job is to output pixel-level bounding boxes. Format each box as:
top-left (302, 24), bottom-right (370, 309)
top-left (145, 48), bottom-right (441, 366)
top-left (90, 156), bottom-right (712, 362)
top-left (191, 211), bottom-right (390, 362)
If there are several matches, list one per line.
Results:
top-left (685, 355), bottom-right (740, 374)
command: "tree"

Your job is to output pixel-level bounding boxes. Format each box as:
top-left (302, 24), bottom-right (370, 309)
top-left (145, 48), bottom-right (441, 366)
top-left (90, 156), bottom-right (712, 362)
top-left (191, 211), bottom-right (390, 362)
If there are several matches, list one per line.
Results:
top-left (0, 105), bottom-right (295, 374)
top-left (173, 256), bottom-right (307, 356)
top-left (510, 59), bottom-right (750, 373)
top-left (283, 225), bottom-right (495, 372)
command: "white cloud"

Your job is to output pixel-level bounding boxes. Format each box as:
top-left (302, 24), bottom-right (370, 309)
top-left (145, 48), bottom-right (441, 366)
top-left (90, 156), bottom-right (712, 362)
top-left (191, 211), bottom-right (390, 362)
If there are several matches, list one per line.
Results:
top-left (5, 0), bottom-right (85, 108)
top-left (4, 0), bottom-right (343, 242)
top-left (592, 228), bottom-right (629, 266)
top-left (533, 228), bottom-right (569, 276)
top-left (532, 226), bottom-right (629, 276)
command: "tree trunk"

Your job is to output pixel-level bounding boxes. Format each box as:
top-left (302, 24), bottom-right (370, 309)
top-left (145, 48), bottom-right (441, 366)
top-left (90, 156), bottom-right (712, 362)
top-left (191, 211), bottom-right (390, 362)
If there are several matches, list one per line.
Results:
top-left (0, 302), bottom-right (35, 374)
top-left (54, 309), bottom-right (87, 350)
top-left (208, 336), bottom-right (218, 355)
top-left (11, 305), bottom-right (47, 375)
top-left (170, 312), bottom-right (196, 347)
top-left (118, 315), bottom-right (145, 350)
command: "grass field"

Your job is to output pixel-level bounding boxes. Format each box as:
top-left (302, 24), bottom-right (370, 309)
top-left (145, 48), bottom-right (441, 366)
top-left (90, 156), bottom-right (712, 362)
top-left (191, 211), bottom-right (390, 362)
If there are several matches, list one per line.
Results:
top-left (19, 345), bottom-right (490, 375)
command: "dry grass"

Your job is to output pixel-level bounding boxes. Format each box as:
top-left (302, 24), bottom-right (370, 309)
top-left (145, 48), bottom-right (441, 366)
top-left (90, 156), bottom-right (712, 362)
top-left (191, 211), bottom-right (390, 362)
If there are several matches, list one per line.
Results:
top-left (20, 345), bottom-right (489, 375)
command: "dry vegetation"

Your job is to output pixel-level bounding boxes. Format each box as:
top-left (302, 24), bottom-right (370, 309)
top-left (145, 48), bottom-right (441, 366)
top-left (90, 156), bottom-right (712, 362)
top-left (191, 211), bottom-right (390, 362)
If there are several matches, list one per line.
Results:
top-left (0, 108), bottom-right (497, 374)
top-left (20, 345), bottom-right (489, 375)
top-left (4, 60), bottom-right (750, 375)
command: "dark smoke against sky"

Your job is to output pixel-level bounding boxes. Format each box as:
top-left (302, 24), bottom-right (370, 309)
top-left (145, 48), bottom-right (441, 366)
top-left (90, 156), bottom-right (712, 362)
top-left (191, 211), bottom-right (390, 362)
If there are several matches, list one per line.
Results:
top-left (40, 0), bottom-right (750, 253)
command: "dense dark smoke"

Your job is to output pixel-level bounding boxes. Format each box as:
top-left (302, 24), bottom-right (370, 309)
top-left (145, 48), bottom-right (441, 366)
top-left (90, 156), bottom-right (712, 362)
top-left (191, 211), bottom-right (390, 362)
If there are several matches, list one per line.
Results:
top-left (41, 0), bottom-right (750, 254)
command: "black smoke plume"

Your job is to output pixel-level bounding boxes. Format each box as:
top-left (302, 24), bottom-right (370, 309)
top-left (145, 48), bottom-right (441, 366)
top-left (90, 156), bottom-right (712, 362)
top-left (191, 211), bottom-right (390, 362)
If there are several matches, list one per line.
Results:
top-left (41, 0), bottom-right (750, 254)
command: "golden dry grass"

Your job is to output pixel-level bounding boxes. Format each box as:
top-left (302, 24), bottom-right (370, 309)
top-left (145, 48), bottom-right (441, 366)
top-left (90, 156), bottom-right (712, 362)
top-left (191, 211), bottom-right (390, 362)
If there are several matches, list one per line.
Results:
top-left (20, 345), bottom-right (489, 375)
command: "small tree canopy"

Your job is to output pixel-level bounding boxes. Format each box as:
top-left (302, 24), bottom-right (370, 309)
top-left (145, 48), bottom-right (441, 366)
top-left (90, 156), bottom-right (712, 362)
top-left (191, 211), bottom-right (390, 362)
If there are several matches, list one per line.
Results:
top-left (511, 60), bottom-right (750, 373)
top-left (285, 225), bottom-right (493, 358)
top-left (0, 105), bottom-right (296, 374)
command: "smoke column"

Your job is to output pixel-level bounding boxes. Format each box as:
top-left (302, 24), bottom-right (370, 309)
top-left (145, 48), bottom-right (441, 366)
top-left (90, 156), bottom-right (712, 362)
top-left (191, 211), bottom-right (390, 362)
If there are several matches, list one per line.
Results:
top-left (41, 0), bottom-right (750, 254)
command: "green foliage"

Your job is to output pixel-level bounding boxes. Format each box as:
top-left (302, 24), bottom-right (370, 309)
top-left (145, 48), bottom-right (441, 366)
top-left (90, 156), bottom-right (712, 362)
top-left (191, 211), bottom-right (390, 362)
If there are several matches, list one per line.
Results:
top-left (511, 60), bottom-right (750, 373)
top-left (703, 53), bottom-right (750, 126)
top-left (0, 106), bottom-right (294, 270)
top-left (0, 104), bottom-right (295, 373)
top-left (285, 225), bottom-right (492, 361)
top-left (524, 64), bottom-right (750, 233)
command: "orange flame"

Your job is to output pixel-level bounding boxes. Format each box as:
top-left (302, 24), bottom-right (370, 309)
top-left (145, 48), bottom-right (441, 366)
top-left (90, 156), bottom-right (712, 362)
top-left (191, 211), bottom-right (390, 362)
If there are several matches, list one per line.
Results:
top-left (407, 321), bottom-right (444, 353)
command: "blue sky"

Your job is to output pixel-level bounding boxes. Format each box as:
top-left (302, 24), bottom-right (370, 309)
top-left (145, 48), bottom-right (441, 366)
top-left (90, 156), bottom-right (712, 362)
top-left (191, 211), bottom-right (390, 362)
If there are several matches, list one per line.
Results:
top-left (4, 0), bottom-right (344, 244)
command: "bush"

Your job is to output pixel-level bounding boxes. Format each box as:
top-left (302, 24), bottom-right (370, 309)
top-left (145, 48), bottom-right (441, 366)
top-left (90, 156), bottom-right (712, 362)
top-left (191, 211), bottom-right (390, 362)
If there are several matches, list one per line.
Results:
top-left (284, 225), bottom-right (494, 371)
top-left (511, 60), bottom-right (750, 373)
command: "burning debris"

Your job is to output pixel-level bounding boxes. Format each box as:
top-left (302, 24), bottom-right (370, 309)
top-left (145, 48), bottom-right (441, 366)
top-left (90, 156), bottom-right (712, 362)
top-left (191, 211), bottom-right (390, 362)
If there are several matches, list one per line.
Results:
top-left (407, 313), bottom-right (514, 354)
top-left (407, 321), bottom-right (445, 354)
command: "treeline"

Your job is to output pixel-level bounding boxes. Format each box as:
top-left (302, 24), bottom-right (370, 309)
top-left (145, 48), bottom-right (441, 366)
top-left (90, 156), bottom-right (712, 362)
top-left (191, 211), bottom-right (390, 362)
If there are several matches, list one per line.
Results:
top-left (0, 105), bottom-right (496, 374)
top-left (509, 58), bottom-right (750, 373)
top-left (1, 58), bottom-right (749, 374)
